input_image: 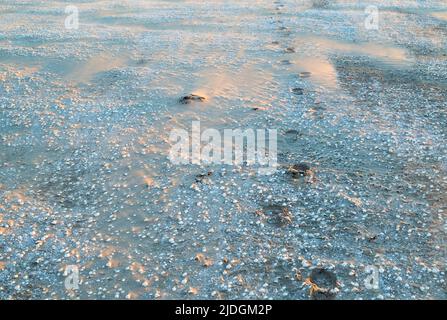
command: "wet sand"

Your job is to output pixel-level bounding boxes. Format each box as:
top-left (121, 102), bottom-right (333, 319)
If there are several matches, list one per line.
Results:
top-left (0, 0), bottom-right (446, 299)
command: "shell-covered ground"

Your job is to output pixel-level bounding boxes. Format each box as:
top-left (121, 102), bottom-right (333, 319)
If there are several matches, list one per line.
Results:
top-left (0, 0), bottom-right (446, 299)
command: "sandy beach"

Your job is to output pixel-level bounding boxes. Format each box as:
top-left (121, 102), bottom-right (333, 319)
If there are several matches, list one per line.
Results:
top-left (0, 0), bottom-right (446, 299)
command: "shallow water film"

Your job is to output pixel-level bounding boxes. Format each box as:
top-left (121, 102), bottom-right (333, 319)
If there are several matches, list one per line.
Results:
top-left (0, 0), bottom-right (446, 300)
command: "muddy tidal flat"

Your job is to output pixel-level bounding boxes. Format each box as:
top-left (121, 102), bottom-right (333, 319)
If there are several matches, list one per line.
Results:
top-left (0, 0), bottom-right (446, 300)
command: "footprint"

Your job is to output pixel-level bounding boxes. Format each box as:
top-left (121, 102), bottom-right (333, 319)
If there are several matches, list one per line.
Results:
top-left (195, 171), bottom-right (213, 183)
top-left (299, 71), bottom-right (312, 78)
top-left (287, 163), bottom-right (312, 178)
top-left (308, 268), bottom-right (338, 300)
top-left (291, 87), bottom-right (304, 95)
top-left (261, 205), bottom-right (293, 227)
top-left (284, 129), bottom-right (301, 142)
top-left (179, 94), bottom-right (206, 104)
